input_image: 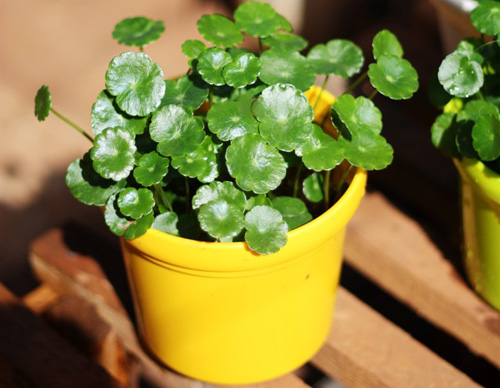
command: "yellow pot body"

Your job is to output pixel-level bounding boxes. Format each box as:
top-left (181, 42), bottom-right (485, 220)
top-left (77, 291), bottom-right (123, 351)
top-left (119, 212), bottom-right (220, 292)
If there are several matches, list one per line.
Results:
top-left (120, 88), bottom-right (367, 384)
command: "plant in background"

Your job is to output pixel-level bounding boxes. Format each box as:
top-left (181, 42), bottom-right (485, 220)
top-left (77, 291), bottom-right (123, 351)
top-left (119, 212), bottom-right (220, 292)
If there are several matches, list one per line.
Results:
top-left (35, 1), bottom-right (418, 255)
top-left (430, 0), bottom-right (500, 166)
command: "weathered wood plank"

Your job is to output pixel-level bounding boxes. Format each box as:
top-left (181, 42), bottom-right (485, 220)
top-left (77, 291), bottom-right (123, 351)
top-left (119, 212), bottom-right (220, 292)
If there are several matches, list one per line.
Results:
top-left (344, 192), bottom-right (500, 369)
top-left (22, 283), bottom-right (59, 313)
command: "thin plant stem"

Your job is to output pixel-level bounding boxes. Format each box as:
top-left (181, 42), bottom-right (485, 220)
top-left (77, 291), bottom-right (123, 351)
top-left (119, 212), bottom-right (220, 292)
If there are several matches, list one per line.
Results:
top-left (324, 170), bottom-right (331, 210)
top-left (293, 164), bottom-right (303, 197)
top-left (334, 165), bottom-right (352, 201)
top-left (368, 89), bottom-right (378, 100)
top-left (344, 72), bottom-right (367, 95)
top-left (477, 90), bottom-right (485, 100)
top-left (184, 177), bottom-right (190, 213)
top-left (50, 108), bottom-right (93, 143)
top-left (313, 75), bottom-right (329, 112)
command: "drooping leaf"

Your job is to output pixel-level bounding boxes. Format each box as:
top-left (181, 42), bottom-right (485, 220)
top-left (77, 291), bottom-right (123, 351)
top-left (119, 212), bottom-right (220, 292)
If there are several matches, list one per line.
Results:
top-left (472, 114), bottom-right (500, 161)
top-left (259, 49), bottom-right (315, 91)
top-left (234, 1), bottom-right (282, 38)
top-left (152, 211), bottom-right (179, 236)
top-left (271, 196), bottom-right (312, 230)
top-left (302, 172), bottom-right (324, 203)
top-left (133, 151), bottom-right (170, 187)
top-left (261, 32), bottom-right (308, 51)
top-left (307, 39), bottom-right (364, 78)
top-left (105, 52), bottom-right (165, 116)
top-left (207, 99), bottom-right (258, 141)
top-left (368, 55), bottom-right (419, 100)
top-left (470, 0), bottom-right (500, 35)
top-left (104, 194), bottom-right (154, 239)
top-left (171, 135), bottom-right (220, 183)
top-left (372, 29), bottom-right (403, 60)
top-left (192, 181), bottom-right (247, 210)
top-left (246, 194), bottom-right (272, 210)
top-left (331, 94), bottom-right (382, 136)
top-left (197, 14), bottom-right (243, 47)
top-left (112, 17), bottom-right (165, 47)
top-left (160, 75), bottom-right (208, 110)
top-left (91, 90), bottom-right (148, 136)
top-left (182, 40), bottom-right (206, 66)
top-left (65, 153), bottom-right (126, 206)
top-left (223, 53), bottom-right (261, 88)
top-left (90, 127), bottom-right (137, 181)
top-left (117, 187), bottom-right (155, 219)
top-left (198, 200), bottom-right (244, 241)
top-left (149, 104), bottom-right (205, 157)
top-left (226, 133), bottom-right (287, 194)
top-left (430, 113), bottom-right (460, 158)
top-left (35, 85), bottom-right (51, 121)
top-left (244, 205), bottom-right (288, 254)
top-left (437, 51), bottom-right (484, 98)
top-left (456, 121), bottom-right (479, 159)
top-left (297, 124), bottom-right (344, 171)
top-left (196, 47), bottom-right (233, 86)
top-left (252, 83), bottom-right (314, 151)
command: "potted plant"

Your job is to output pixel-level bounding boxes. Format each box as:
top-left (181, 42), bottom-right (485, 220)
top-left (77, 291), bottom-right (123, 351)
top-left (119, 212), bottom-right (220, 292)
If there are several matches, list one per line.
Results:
top-left (35, 2), bottom-right (418, 384)
top-left (430, 0), bottom-right (500, 311)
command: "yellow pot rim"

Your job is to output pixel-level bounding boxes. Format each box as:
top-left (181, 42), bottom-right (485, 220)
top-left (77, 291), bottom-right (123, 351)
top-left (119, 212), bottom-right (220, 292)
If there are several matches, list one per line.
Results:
top-left (454, 157), bottom-right (500, 205)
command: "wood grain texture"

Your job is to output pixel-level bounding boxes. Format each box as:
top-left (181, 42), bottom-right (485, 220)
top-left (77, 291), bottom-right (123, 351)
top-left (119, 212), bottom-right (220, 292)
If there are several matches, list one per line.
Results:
top-left (344, 193), bottom-right (500, 369)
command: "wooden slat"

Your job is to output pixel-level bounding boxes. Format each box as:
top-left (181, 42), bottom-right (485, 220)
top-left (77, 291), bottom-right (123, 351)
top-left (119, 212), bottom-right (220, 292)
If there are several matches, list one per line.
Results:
top-left (22, 283), bottom-right (59, 313)
top-left (344, 193), bottom-right (500, 369)
top-left (312, 288), bottom-right (481, 388)
top-left (29, 228), bottom-right (311, 388)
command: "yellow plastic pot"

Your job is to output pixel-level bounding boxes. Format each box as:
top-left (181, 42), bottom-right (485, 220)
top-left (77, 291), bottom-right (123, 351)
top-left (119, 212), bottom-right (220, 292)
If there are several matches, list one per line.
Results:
top-left (120, 88), bottom-right (367, 384)
top-left (455, 157), bottom-right (500, 311)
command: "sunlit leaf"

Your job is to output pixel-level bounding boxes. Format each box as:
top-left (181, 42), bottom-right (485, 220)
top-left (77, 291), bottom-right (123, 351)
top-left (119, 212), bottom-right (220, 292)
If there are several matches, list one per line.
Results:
top-left (272, 196), bottom-right (312, 230)
top-left (35, 85), bottom-right (51, 121)
top-left (223, 53), bottom-right (261, 88)
top-left (244, 205), bottom-right (288, 254)
top-left (182, 40), bottom-right (206, 66)
top-left (307, 39), bottom-right (364, 78)
top-left (302, 172), bottom-right (324, 203)
top-left (297, 124), bottom-right (344, 171)
top-left (197, 14), bottom-right (243, 47)
top-left (133, 151), bottom-right (170, 187)
top-left (192, 181), bottom-right (247, 210)
top-left (331, 94), bottom-right (382, 136)
top-left (471, 0), bottom-right (500, 35)
top-left (160, 75), bottom-right (208, 110)
top-left (171, 135), bottom-right (220, 182)
top-left (196, 47), bottom-right (233, 86)
top-left (234, 1), bottom-right (282, 37)
top-left (262, 32), bottom-right (308, 51)
top-left (372, 29), bottom-right (403, 60)
top-left (104, 194), bottom-right (154, 239)
top-left (437, 51), bottom-right (483, 98)
top-left (368, 55), bottom-right (419, 100)
top-left (246, 194), bottom-right (272, 210)
top-left (198, 200), bottom-right (244, 240)
top-left (207, 99), bottom-right (258, 141)
top-left (117, 187), bottom-right (155, 219)
top-left (112, 17), bottom-right (165, 47)
top-left (152, 211), bottom-right (179, 236)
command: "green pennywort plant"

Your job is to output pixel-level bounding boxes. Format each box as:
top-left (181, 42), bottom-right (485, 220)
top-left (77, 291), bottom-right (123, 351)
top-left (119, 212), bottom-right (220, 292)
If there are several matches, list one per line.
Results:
top-left (430, 0), bottom-right (500, 169)
top-left (35, 2), bottom-right (419, 255)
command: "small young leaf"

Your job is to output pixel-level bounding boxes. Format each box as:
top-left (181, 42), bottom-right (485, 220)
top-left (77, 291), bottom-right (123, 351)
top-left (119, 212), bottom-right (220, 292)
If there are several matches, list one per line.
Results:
top-left (244, 205), bottom-right (288, 255)
top-left (133, 151), bottom-right (170, 187)
top-left (91, 90), bottom-right (148, 136)
top-left (437, 51), bottom-right (483, 98)
top-left (223, 53), bottom-right (261, 88)
top-left (259, 49), bottom-right (315, 91)
top-left (456, 121), bottom-right (479, 159)
top-left (192, 181), bottom-right (247, 211)
top-left (430, 113), bottom-right (460, 158)
top-left (307, 39), bottom-right (364, 78)
top-left (246, 194), bottom-right (272, 210)
top-left (226, 133), bottom-right (287, 194)
top-left (372, 29), bottom-right (403, 60)
top-left (470, 0), bottom-right (500, 35)
top-left (331, 94), bottom-right (382, 136)
top-left (91, 127), bottom-right (137, 181)
top-left (368, 55), bottom-right (419, 100)
top-left (105, 52), bottom-right (165, 116)
top-left (171, 135), bottom-right (220, 183)
top-left (197, 14), bottom-right (244, 47)
top-left (207, 99), bottom-right (258, 141)
top-left (112, 17), bottom-right (165, 47)
top-left (302, 172), bottom-right (324, 203)
top-left (272, 196), bottom-right (312, 230)
top-left (253, 83), bottom-right (314, 152)
top-left (35, 85), bottom-right (51, 121)
top-left (234, 1), bottom-right (282, 38)
top-left (297, 124), bottom-right (344, 171)
top-left (262, 32), bottom-right (308, 51)
top-left (104, 194), bottom-right (153, 239)
top-left (472, 114), bottom-right (500, 161)
top-left (160, 75), bottom-right (208, 110)
top-left (150, 104), bottom-right (205, 157)
top-left (198, 200), bottom-right (244, 241)
top-left (152, 211), bottom-right (179, 236)
top-left (196, 47), bottom-right (233, 86)
top-left (117, 187), bottom-right (155, 219)
top-left (182, 40), bottom-right (206, 59)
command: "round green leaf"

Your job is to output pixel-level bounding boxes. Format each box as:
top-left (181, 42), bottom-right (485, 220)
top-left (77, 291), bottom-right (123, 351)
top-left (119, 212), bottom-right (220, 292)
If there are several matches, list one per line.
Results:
top-left (105, 52), bottom-right (165, 116)
top-left (471, 1), bottom-right (500, 35)
top-left (35, 85), bottom-right (51, 121)
top-left (456, 38), bottom-right (484, 64)
top-left (372, 29), bottom-right (403, 60)
top-left (207, 99), bottom-right (258, 141)
top-left (368, 55), bottom-right (419, 100)
top-left (196, 47), bottom-right (233, 86)
top-left (262, 32), bottom-right (308, 51)
top-left (297, 125), bottom-right (344, 171)
top-left (226, 133), bottom-right (287, 194)
top-left (133, 151), bottom-right (170, 187)
top-left (198, 200), bottom-right (244, 240)
top-left (302, 172), bottom-right (324, 203)
top-left (160, 75), bottom-right (208, 110)
top-left (472, 114), bottom-right (500, 161)
top-left (65, 153), bottom-right (126, 206)
top-left (91, 90), bottom-right (148, 136)
top-left (150, 104), bottom-right (205, 157)
top-left (192, 181), bottom-right (247, 210)
top-left (253, 83), bottom-right (314, 152)
top-left (246, 194), bottom-right (272, 210)
top-left (182, 40), bottom-right (206, 60)
top-left (338, 129), bottom-right (393, 170)
top-left (431, 113), bottom-right (460, 158)
top-left (331, 94), bottom-right (382, 136)
top-left (274, 13), bottom-right (293, 32)
top-left (234, 2), bottom-right (282, 38)
top-left (171, 136), bottom-right (220, 183)
top-left (244, 205), bottom-right (288, 255)
top-left (104, 194), bottom-right (154, 239)
top-left (457, 100), bottom-right (499, 122)
top-left (307, 39), bottom-right (364, 78)
top-left (259, 49), bottom-right (315, 91)
top-left (112, 17), bottom-right (165, 47)
top-left (152, 211), bottom-right (179, 236)
top-left (197, 14), bottom-right (243, 47)
top-left (271, 196), bottom-right (312, 230)
top-left (223, 53), bottom-right (261, 88)
top-left (437, 51), bottom-right (484, 98)
top-left (456, 121), bottom-right (478, 159)
top-left (91, 127), bottom-right (137, 181)
top-left (117, 187), bottom-right (155, 219)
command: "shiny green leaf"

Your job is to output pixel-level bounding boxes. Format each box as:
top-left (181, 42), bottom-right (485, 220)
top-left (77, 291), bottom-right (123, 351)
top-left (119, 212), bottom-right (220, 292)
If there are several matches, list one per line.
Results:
top-left (307, 39), bottom-right (364, 78)
top-left (437, 51), bottom-right (483, 98)
top-left (297, 124), bottom-right (344, 171)
top-left (198, 200), bottom-right (244, 240)
top-left (197, 14), bottom-right (243, 47)
top-left (472, 114), bottom-right (500, 161)
top-left (152, 211), bottom-right (179, 235)
top-left (430, 113), bottom-right (460, 158)
top-left (246, 194), bottom-right (272, 210)
top-left (372, 29), bottom-right (403, 60)
top-left (207, 99), bottom-right (258, 141)
top-left (457, 100), bottom-right (499, 122)
top-left (160, 75), bottom-right (208, 110)
top-left (471, 0), bottom-right (500, 35)
top-left (234, 1), bottom-right (282, 37)
top-left (104, 194), bottom-right (153, 239)
top-left (331, 94), bottom-right (382, 136)
top-left (196, 47), bottom-right (233, 86)
top-left (35, 85), bottom-right (51, 121)
top-left (456, 38), bottom-right (484, 64)
top-left (272, 196), bottom-right (312, 230)
top-left (182, 40), bottom-right (206, 59)
top-left (339, 128), bottom-right (393, 170)
top-left (262, 32), bottom-right (308, 51)
top-left (302, 172), bottom-right (323, 203)
top-left (244, 205), bottom-right (288, 254)
top-left (223, 53), bottom-right (261, 88)
top-left (368, 55), bottom-right (419, 100)
top-left (133, 151), bottom-right (170, 187)
top-left (112, 17), bottom-right (164, 47)
top-left (192, 181), bottom-right (246, 210)
top-left (117, 187), bottom-right (155, 219)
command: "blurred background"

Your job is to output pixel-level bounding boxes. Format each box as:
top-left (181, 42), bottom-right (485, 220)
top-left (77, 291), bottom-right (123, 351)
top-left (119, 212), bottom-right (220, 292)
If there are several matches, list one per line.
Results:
top-left (0, 0), bottom-right (469, 294)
